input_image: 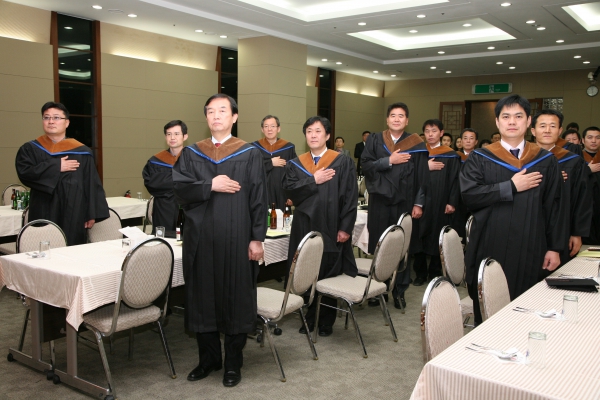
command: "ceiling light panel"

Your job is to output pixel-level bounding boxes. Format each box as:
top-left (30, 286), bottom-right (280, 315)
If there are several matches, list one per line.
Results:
top-left (237, 0), bottom-right (448, 22)
top-left (349, 18), bottom-right (515, 51)
top-left (563, 3), bottom-right (600, 31)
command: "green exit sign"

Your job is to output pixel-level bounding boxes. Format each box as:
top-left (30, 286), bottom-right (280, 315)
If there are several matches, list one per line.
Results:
top-left (472, 83), bottom-right (512, 94)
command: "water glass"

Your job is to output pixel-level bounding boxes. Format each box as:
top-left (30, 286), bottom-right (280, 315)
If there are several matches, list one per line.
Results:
top-left (284, 216), bottom-right (292, 232)
top-left (39, 241), bottom-right (50, 259)
top-left (137, 192), bottom-right (142, 201)
top-left (563, 295), bottom-right (578, 323)
top-left (122, 238), bottom-right (131, 255)
top-left (527, 331), bottom-right (546, 368)
top-left (155, 226), bottom-right (165, 238)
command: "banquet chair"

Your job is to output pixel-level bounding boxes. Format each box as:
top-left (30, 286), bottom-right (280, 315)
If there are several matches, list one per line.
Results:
top-left (357, 178), bottom-right (367, 204)
top-left (420, 276), bottom-right (463, 363)
top-left (256, 231), bottom-right (323, 382)
top-left (0, 207), bottom-right (29, 256)
top-left (1, 183), bottom-right (26, 206)
top-left (81, 238), bottom-right (176, 399)
top-left (477, 257), bottom-right (510, 321)
top-left (88, 208), bottom-right (123, 242)
top-left (313, 225), bottom-right (404, 358)
top-left (465, 215), bottom-right (474, 246)
top-left (142, 196), bottom-right (154, 234)
top-left (439, 226), bottom-right (473, 327)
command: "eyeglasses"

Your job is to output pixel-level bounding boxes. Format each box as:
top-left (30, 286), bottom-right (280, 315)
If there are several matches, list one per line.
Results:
top-left (166, 132), bottom-right (183, 137)
top-left (42, 116), bottom-right (67, 121)
top-left (262, 125), bottom-right (278, 129)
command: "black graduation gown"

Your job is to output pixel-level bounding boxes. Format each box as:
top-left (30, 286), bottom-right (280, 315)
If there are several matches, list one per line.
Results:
top-left (557, 137), bottom-right (583, 157)
top-left (173, 138), bottom-right (267, 334)
top-left (361, 131), bottom-right (429, 254)
top-left (552, 147), bottom-right (591, 266)
top-left (354, 141), bottom-right (366, 175)
top-left (283, 150), bottom-right (358, 279)
top-left (420, 145), bottom-right (461, 255)
top-left (142, 150), bottom-right (179, 235)
top-left (451, 152), bottom-right (470, 241)
top-left (252, 138), bottom-right (297, 212)
top-left (15, 135), bottom-right (109, 246)
top-left (582, 151), bottom-right (600, 244)
top-left (460, 142), bottom-right (566, 300)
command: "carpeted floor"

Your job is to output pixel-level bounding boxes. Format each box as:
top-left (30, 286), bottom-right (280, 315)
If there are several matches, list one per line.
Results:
top-left (0, 257), bottom-right (470, 400)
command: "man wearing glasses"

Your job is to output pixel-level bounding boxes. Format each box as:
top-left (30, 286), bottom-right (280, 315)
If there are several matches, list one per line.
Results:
top-left (143, 120), bottom-right (188, 236)
top-left (15, 101), bottom-right (109, 245)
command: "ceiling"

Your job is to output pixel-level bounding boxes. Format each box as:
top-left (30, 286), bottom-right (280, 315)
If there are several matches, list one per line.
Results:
top-left (7, 0), bottom-right (600, 80)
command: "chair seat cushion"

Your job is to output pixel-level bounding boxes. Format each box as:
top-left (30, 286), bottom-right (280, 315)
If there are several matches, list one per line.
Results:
top-left (0, 242), bottom-right (16, 255)
top-left (316, 274), bottom-right (386, 304)
top-left (355, 258), bottom-right (371, 276)
top-left (83, 303), bottom-right (160, 334)
top-left (460, 296), bottom-right (473, 316)
top-left (257, 287), bottom-right (304, 320)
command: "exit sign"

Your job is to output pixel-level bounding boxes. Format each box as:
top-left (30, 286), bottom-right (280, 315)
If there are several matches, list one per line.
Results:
top-left (472, 83), bottom-right (512, 94)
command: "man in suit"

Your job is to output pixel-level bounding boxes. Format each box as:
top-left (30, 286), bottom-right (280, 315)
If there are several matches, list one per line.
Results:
top-left (354, 131), bottom-right (370, 175)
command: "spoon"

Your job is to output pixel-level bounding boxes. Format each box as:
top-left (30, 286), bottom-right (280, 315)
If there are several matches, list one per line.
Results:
top-left (514, 307), bottom-right (557, 318)
top-left (467, 345), bottom-right (519, 359)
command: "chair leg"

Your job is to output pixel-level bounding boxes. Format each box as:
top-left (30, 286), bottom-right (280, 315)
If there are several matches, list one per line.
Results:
top-left (380, 295), bottom-right (398, 342)
top-left (155, 320), bottom-right (176, 379)
top-left (378, 294), bottom-right (390, 326)
top-left (128, 328), bottom-right (134, 361)
top-left (18, 308), bottom-right (30, 352)
top-left (298, 308), bottom-right (318, 360)
top-left (261, 317), bottom-right (286, 382)
top-left (49, 340), bottom-right (56, 369)
top-left (92, 330), bottom-right (116, 397)
top-left (312, 294), bottom-right (323, 344)
top-left (344, 312), bottom-right (349, 330)
top-left (337, 298), bottom-right (342, 318)
top-left (346, 301), bottom-right (368, 358)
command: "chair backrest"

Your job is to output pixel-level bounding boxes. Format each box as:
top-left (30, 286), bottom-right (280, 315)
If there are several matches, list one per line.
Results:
top-left (88, 208), bottom-right (123, 242)
top-left (477, 257), bottom-right (511, 321)
top-left (2, 184), bottom-right (26, 206)
top-left (439, 226), bottom-right (465, 285)
top-left (465, 215), bottom-right (474, 245)
top-left (397, 212), bottom-right (412, 260)
top-left (17, 219), bottom-right (67, 253)
top-left (289, 231), bottom-right (324, 296)
top-left (358, 178), bottom-right (366, 197)
top-left (421, 276), bottom-right (463, 363)
top-left (370, 225), bottom-right (405, 283)
top-left (146, 196), bottom-right (154, 225)
top-left (22, 207), bottom-right (30, 226)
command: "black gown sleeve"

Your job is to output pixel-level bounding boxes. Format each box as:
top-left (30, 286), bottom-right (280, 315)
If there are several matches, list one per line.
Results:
top-left (15, 143), bottom-right (61, 195)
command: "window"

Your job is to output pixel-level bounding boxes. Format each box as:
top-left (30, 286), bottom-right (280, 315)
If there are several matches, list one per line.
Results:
top-left (218, 47), bottom-right (238, 137)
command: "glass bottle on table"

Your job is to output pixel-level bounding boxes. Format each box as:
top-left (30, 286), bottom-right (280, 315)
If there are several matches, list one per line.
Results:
top-left (13, 190), bottom-right (19, 210)
top-left (176, 206), bottom-right (185, 241)
top-left (283, 205), bottom-right (292, 232)
top-left (10, 189), bottom-right (16, 209)
top-left (270, 202), bottom-right (277, 229)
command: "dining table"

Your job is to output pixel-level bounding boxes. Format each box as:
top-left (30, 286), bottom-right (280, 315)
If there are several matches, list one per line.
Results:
top-left (410, 255), bottom-right (600, 400)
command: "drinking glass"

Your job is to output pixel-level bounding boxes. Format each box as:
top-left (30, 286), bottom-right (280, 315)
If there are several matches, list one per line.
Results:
top-left (155, 226), bottom-right (165, 238)
top-left (527, 331), bottom-right (546, 368)
top-left (563, 295), bottom-right (578, 323)
top-left (137, 192), bottom-right (142, 201)
top-left (39, 241), bottom-right (50, 259)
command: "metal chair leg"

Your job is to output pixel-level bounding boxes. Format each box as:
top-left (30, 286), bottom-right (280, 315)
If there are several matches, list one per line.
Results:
top-left (381, 296), bottom-right (398, 342)
top-left (155, 320), bottom-right (176, 378)
top-left (312, 294), bottom-right (323, 344)
top-left (261, 316), bottom-right (286, 382)
top-left (298, 308), bottom-right (318, 360)
top-left (92, 331), bottom-right (116, 398)
top-left (109, 334), bottom-right (114, 355)
top-left (128, 328), bottom-right (134, 361)
top-left (18, 308), bottom-right (30, 352)
top-left (346, 302), bottom-right (368, 358)
top-left (344, 311), bottom-right (349, 330)
top-left (378, 294), bottom-right (390, 326)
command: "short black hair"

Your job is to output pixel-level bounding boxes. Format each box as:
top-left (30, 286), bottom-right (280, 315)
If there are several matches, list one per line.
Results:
top-left (362, 130), bottom-right (370, 136)
top-left (494, 94), bottom-right (531, 118)
top-left (561, 128), bottom-right (581, 141)
top-left (531, 109), bottom-right (564, 128)
top-left (461, 128), bottom-right (479, 140)
top-left (335, 136), bottom-right (345, 143)
top-left (204, 94), bottom-right (238, 116)
top-left (261, 115), bottom-right (280, 127)
top-left (491, 132), bottom-right (501, 139)
top-left (566, 122), bottom-right (579, 131)
top-left (422, 119), bottom-right (443, 132)
top-left (442, 133), bottom-right (453, 143)
top-left (479, 139), bottom-right (491, 148)
top-left (582, 126), bottom-right (600, 137)
top-left (163, 120), bottom-right (187, 135)
top-left (41, 101), bottom-right (69, 119)
top-left (387, 102), bottom-right (409, 118)
top-left (303, 116), bottom-right (331, 135)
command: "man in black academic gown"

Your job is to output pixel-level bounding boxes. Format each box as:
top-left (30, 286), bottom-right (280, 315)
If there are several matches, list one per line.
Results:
top-left (412, 119), bottom-right (460, 286)
top-left (361, 102), bottom-right (429, 309)
top-left (461, 95), bottom-right (565, 325)
top-left (581, 126), bottom-right (600, 244)
top-left (354, 131), bottom-right (370, 175)
top-left (451, 128), bottom-right (479, 241)
top-left (283, 116), bottom-right (358, 337)
top-left (252, 115), bottom-right (296, 212)
top-left (16, 101), bottom-right (109, 246)
top-left (173, 94), bottom-right (267, 387)
top-left (142, 120), bottom-right (188, 236)
top-left (531, 110), bottom-right (591, 266)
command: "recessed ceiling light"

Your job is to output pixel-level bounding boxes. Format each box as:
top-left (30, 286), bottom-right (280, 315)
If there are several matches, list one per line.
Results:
top-left (487, 46), bottom-right (495, 50)
top-left (583, 61), bottom-right (591, 64)
top-left (336, 61), bottom-right (342, 65)
top-left (358, 22), bottom-right (366, 26)
top-left (417, 14), bottom-right (426, 18)
top-left (509, 66), bottom-right (516, 69)
top-left (319, 75), bottom-right (324, 77)
top-left (409, 30), bottom-right (418, 33)
top-left (430, 66), bottom-right (436, 69)
top-left (127, 14), bottom-right (137, 18)
top-left (64, 26), bottom-right (73, 30)
top-left (373, 70), bottom-right (379, 73)
top-left (556, 39), bottom-right (564, 43)
top-left (526, 20), bottom-right (535, 24)
top-left (391, 74), bottom-right (396, 77)
top-left (60, 62), bottom-right (65, 65)
top-left (496, 61), bottom-right (503, 64)
top-left (463, 23), bottom-right (472, 27)
top-left (220, 35), bottom-right (227, 38)
top-left (446, 71), bottom-right (451, 73)
top-left (537, 26), bottom-right (545, 30)
top-left (76, 69), bottom-right (81, 72)
top-left (92, 5), bottom-right (102, 10)
top-left (322, 58), bottom-right (328, 61)
top-left (574, 55), bottom-right (581, 58)
top-left (501, 2), bottom-right (511, 7)
top-left (195, 29), bottom-right (203, 33)
top-left (438, 51), bottom-right (445, 54)
top-left (228, 57), bottom-right (234, 60)
top-left (87, 58), bottom-right (91, 61)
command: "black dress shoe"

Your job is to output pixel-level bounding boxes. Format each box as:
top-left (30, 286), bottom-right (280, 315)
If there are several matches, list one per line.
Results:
top-left (413, 277), bottom-right (426, 286)
top-left (187, 363), bottom-right (222, 381)
top-left (368, 293), bottom-right (388, 307)
top-left (318, 325), bottom-right (333, 337)
top-left (223, 370), bottom-right (241, 387)
top-left (298, 323), bottom-right (314, 334)
top-left (394, 297), bottom-right (406, 309)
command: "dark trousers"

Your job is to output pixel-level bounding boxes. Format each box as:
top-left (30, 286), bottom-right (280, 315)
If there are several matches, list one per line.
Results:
top-left (392, 259), bottom-right (409, 299)
top-left (413, 253), bottom-right (442, 280)
top-left (305, 294), bottom-right (337, 327)
top-left (196, 331), bottom-right (247, 372)
top-left (467, 280), bottom-right (482, 326)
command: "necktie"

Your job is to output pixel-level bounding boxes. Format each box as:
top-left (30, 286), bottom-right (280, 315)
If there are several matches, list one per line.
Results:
top-left (314, 156), bottom-right (321, 165)
top-left (215, 142), bottom-right (221, 148)
top-left (509, 148), bottom-right (520, 158)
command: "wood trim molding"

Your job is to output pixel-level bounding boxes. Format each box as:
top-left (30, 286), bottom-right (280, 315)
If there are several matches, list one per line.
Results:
top-left (93, 20), bottom-right (103, 182)
top-left (50, 11), bottom-right (59, 101)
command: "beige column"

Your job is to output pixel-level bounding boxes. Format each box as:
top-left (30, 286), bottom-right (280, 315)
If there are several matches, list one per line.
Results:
top-left (237, 36), bottom-right (307, 152)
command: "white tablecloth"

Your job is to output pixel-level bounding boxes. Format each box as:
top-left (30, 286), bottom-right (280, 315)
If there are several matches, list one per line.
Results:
top-left (0, 206), bottom-right (24, 237)
top-left (352, 210), bottom-right (369, 253)
top-left (410, 257), bottom-right (600, 400)
top-left (106, 197), bottom-right (147, 219)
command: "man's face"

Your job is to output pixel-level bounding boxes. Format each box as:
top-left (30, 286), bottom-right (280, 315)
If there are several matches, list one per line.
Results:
top-left (305, 122), bottom-right (330, 152)
top-left (165, 125), bottom-right (187, 150)
top-left (583, 130), bottom-right (600, 153)
top-left (362, 132), bottom-right (369, 142)
top-left (386, 107), bottom-right (409, 134)
top-left (491, 133), bottom-right (501, 143)
top-left (531, 114), bottom-right (562, 147)
top-left (335, 138), bottom-right (344, 148)
top-left (565, 133), bottom-right (581, 145)
top-left (495, 104), bottom-right (531, 141)
top-left (424, 125), bottom-right (443, 146)
top-left (205, 97), bottom-right (238, 135)
top-left (462, 131), bottom-right (478, 152)
top-left (42, 108), bottom-right (69, 137)
top-left (261, 118), bottom-right (280, 141)
top-left (441, 135), bottom-right (452, 147)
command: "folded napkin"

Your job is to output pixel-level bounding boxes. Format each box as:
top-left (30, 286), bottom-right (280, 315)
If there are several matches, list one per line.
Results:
top-left (119, 226), bottom-right (150, 247)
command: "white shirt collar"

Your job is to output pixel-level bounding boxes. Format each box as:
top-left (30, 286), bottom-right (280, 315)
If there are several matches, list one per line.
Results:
top-left (311, 148), bottom-right (328, 158)
top-left (500, 139), bottom-right (525, 159)
top-left (429, 142), bottom-right (441, 149)
top-left (211, 134), bottom-right (232, 145)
